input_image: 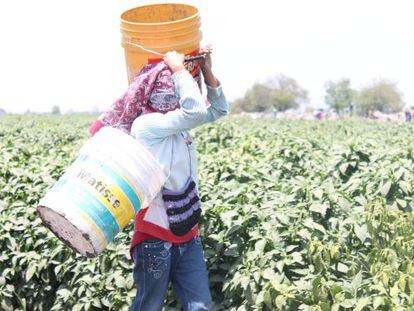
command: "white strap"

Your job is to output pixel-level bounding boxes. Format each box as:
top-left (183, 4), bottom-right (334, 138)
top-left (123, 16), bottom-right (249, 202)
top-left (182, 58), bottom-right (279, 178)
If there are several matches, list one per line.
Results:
top-left (165, 141), bottom-right (174, 182)
top-left (125, 41), bottom-right (165, 57)
top-left (164, 134), bottom-right (192, 184)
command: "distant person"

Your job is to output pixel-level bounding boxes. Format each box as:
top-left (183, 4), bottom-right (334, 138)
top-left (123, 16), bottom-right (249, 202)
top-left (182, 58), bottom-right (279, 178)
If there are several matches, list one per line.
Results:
top-left (404, 107), bottom-right (412, 122)
top-left (272, 106), bottom-right (278, 118)
top-left (367, 109), bottom-right (375, 119)
top-left (348, 102), bottom-right (354, 116)
top-left (315, 109), bottom-right (323, 120)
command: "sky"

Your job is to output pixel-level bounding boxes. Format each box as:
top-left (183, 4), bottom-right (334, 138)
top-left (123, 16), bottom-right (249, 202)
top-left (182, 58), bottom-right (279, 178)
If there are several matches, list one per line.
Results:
top-left (0, 0), bottom-right (413, 114)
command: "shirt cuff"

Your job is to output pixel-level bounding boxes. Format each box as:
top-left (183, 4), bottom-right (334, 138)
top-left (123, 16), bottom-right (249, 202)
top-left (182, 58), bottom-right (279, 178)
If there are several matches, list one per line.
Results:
top-left (206, 80), bottom-right (223, 99)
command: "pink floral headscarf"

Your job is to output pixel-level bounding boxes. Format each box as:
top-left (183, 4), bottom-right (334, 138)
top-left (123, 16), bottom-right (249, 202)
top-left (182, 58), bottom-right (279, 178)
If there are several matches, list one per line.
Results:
top-left (88, 60), bottom-right (202, 136)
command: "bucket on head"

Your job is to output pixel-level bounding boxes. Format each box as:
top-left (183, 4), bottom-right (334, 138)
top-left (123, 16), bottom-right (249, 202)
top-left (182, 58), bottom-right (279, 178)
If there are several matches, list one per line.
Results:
top-left (37, 127), bottom-right (166, 258)
top-left (120, 3), bottom-right (202, 83)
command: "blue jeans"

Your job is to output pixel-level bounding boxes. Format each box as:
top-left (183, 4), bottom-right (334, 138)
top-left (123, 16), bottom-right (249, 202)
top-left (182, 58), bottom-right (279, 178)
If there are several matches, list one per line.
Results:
top-left (130, 235), bottom-right (212, 311)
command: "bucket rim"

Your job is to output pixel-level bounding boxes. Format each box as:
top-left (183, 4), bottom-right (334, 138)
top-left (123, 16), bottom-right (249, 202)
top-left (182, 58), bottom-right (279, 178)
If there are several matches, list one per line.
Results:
top-left (120, 3), bottom-right (200, 27)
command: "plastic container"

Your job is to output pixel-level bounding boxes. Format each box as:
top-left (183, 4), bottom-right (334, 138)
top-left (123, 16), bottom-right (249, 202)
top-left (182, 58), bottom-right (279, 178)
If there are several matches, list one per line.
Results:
top-left (120, 3), bottom-right (202, 83)
top-left (37, 127), bottom-right (166, 257)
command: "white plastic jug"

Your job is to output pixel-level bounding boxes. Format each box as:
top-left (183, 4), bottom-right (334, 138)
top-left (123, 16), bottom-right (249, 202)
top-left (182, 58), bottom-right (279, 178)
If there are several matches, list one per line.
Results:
top-left (37, 126), bottom-right (166, 257)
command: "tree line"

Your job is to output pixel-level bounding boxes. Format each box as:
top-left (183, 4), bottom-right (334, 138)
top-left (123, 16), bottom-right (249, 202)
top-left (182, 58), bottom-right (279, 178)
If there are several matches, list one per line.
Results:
top-left (231, 76), bottom-right (406, 116)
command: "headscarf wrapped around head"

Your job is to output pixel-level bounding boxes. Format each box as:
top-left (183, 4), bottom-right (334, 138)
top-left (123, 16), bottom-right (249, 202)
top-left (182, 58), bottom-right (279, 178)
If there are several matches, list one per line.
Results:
top-left (88, 59), bottom-right (202, 136)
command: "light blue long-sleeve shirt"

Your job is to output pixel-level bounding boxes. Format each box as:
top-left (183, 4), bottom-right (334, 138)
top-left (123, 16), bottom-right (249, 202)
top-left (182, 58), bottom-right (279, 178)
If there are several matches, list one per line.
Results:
top-left (131, 69), bottom-right (228, 193)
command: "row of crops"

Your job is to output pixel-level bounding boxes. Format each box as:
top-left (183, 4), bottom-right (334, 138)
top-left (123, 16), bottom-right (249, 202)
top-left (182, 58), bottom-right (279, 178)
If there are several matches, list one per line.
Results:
top-left (1, 114), bottom-right (414, 310)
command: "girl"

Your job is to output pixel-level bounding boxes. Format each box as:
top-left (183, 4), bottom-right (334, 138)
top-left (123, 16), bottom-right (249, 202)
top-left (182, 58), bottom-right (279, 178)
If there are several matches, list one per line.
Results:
top-left (89, 44), bottom-right (228, 310)
top-left (129, 46), bottom-right (228, 310)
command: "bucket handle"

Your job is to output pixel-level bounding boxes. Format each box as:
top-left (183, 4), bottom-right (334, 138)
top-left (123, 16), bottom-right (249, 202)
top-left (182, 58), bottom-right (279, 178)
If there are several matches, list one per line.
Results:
top-left (124, 41), bottom-right (205, 62)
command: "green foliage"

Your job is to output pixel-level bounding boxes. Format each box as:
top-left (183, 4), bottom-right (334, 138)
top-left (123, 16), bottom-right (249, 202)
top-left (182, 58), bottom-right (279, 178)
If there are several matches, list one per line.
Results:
top-left (324, 78), bottom-right (355, 113)
top-left (231, 75), bottom-right (308, 113)
top-left (355, 79), bottom-right (404, 116)
top-left (1, 115), bottom-right (414, 310)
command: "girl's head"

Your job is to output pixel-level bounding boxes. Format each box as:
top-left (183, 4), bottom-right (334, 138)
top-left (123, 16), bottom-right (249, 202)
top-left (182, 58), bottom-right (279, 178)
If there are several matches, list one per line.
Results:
top-left (131, 47), bottom-right (208, 119)
top-left (140, 57), bottom-right (203, 115)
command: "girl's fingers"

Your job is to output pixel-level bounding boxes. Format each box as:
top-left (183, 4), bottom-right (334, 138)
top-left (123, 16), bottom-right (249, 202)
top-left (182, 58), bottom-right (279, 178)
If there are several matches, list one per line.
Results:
top-left (199, 43), bottom-right (213, 53)
top-left (200, 49), bottom-right (212, 56)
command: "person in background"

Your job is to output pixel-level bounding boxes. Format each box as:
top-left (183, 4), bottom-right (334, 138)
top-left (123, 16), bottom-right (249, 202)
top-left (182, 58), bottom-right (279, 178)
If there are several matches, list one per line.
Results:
top-left (348, 102), bottom-right (354, 116)
top-left (404, 106), bottom-right (412, 122)
top-left (272, 106), bottom-right (278, 118)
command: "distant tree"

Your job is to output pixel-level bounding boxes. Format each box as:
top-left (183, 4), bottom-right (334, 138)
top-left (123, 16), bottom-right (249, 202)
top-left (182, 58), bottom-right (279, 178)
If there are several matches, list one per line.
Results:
top-left (232, 84), bottom-right (272, 113)
top-left (0, 108), bottom-right (6, 115)
top-left (231, 75), bottom-right (308, 113)
top-left (355, 79), bottom-right (404, 116)
top-left (51, 105), bottom-right (61, 115)
top-left (324, 78), bottom-right (355, 113)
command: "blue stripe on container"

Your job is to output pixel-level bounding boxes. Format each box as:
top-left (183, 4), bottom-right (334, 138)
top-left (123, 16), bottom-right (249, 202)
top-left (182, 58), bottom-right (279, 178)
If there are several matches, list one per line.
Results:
top-left (80, 155), bottom-right (142, 214)
top-left (50, 177), bottom-right (67, 192)
top-left (49, 177), bottom-right (112, 243)
top-left (53, 154), bottom-right (142, 214)
top-left (57, 178), bottom-right (120, 243)
top-left (49, 152), bottom-right (142, 240)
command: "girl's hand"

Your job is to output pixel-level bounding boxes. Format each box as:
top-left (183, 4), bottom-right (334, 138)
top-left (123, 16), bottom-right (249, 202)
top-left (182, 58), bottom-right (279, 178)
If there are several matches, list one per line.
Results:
top-left (163, 51), bottom-right (185, 73)
top-left (198, 43), bottom-right (219, 87)
top-left (199, 43), bottom-right (213, 72)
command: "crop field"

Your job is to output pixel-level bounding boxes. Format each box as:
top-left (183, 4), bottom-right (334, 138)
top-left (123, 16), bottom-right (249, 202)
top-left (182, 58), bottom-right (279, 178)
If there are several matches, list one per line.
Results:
top-left (2, 115), bottom-right (414, 310)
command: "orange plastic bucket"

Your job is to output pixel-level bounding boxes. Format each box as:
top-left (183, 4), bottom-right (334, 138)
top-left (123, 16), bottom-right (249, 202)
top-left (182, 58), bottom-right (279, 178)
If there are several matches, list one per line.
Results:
top-left (120, 3), bottom-right (202, 83)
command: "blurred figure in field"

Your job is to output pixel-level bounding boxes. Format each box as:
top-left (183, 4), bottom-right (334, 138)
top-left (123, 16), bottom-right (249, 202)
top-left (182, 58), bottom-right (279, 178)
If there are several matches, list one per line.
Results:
top-left (314, 108), bottom-right (324, 120)
top-left (348, 102), bottom-right (354, 116)
top-left (404, 105), bottom-right (412, 122)
top-left (272, 106), bottom-right (278, 118)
